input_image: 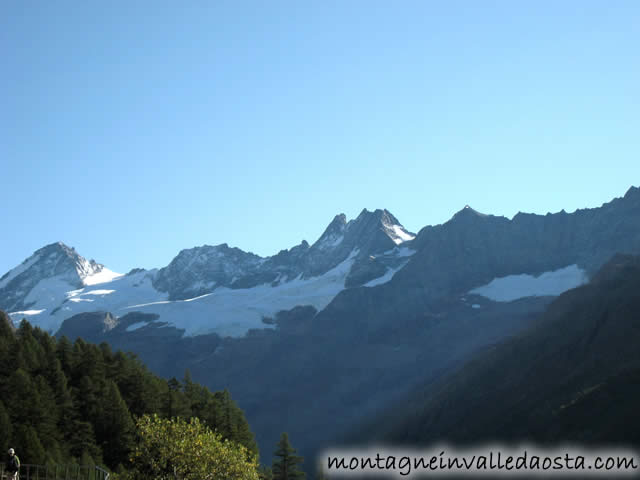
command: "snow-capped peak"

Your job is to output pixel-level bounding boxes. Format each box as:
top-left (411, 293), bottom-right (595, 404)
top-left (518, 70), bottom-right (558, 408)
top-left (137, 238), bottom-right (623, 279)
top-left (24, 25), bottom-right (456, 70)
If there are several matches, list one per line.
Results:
top-left (0, 242), bottom-right (121, 312)
top-left (44, 242), bottom-right (120, 285)
top-left (0, 242), bottom-right (92, 287)
top-left (379, 210), bottom-right (416, 245)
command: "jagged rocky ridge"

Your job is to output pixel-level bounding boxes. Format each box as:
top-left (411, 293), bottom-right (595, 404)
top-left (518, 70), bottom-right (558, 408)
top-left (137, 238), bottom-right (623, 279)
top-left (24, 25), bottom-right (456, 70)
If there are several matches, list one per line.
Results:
top-left (1, 208), bottom-right (416, 336)
top-left (153, 208), bottom-right (415, 300)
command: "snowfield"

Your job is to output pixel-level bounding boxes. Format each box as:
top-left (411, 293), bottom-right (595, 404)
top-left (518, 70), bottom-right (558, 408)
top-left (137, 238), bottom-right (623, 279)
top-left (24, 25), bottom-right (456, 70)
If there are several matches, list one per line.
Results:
top-left (469, 264), bottom-right (588, 302)
top-left (10, 270), bottom-right (165, 333)
top-left (83, 267), bottom-right (123, 286)
top-left (7, 248), bottom-right (406, 338)
top-left (121, 249), bottom-right (360, 337)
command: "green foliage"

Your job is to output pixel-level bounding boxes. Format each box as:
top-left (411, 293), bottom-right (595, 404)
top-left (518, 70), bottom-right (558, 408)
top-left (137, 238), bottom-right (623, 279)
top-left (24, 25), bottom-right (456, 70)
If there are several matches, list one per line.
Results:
top-left (0, 312), bottom-right (259, 471)
top-left (127, 414), bottom-right (259, 480)
top-left (0, 399), bottom-right (12, 454)
top-left (182, 374), bottom-right (259, 459)
top-left (272, 433), bottom-right (305, 480)
top-left (98, 381), bottom-right (136, 466)
top-left (258, 465), bottom-right (273, 480)
top-left (14, 424), bottom-right (46, 464)
top-left (79, 449), bottom-right (96, 470)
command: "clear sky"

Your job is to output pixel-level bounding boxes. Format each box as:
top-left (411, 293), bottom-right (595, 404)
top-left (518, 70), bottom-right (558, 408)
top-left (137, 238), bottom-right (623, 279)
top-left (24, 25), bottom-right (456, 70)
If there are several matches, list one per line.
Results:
top-left (2, 1), bottom-right (639, 275)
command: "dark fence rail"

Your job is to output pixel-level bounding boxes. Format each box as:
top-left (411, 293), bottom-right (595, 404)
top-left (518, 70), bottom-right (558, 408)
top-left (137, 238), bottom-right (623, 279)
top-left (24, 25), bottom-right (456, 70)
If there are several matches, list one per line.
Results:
top-left (0, 465), bottom-right (109, 480)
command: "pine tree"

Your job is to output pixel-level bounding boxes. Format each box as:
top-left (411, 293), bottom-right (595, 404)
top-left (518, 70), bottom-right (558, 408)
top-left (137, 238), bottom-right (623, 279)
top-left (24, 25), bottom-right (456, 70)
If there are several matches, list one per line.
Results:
top-left (14, 424), bottom-right (46, 464)
top-left (110, 350), bottom-right (163, 416)
top-left (183, 369), bottom-right (203, 411)
top-left (272, 433), bottom-right (306, 480)
top-left (6, 369), bottom-right (41, 426)
top-left (76, 375), bottom-right (100, 421)
top-left (259, 465), bottom-right (274, 480)
top-left (163, 377), bottom-right (191, 419)
top-left (16, 320), bottom-right (45, 372)
top-left (0, 312), bottom-right (15, 387)
top-left (0, 399), bottom-right (12, 455)
top-left (56, 335), bottom-right (74, 374)
top-left (98, 381), bottom-right (135, 467)
top-left (48, 358), bottom-right (75, 447)
top-left (0, 310), bottom-right (14, 337)
top-left (80, 449), bottom-right (96, 469)
top-left (68, 420), bottom-right (102, 463)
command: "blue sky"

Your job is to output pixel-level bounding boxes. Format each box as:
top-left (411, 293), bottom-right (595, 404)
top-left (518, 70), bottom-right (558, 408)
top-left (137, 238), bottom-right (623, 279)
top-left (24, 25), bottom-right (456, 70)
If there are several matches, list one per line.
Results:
top-left (2, 1), bottom-right (639, 275)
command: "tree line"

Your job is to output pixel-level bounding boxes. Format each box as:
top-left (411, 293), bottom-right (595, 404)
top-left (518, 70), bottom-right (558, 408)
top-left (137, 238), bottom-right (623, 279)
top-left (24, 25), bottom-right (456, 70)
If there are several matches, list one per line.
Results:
top-left (0, 311), bottom-right (311, 478)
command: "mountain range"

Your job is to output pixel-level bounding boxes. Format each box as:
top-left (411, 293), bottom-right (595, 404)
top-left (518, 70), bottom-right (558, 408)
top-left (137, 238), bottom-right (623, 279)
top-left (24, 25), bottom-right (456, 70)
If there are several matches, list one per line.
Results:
top-left (1, 208), bottom-right (415, 337)
top-left (3, 185), bottom-right (640, 464)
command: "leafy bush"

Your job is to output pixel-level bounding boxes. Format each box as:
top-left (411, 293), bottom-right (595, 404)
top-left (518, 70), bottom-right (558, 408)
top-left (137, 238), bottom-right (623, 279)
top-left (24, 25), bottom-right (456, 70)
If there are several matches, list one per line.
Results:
top-left (127, 414), bottom-right (259, 480)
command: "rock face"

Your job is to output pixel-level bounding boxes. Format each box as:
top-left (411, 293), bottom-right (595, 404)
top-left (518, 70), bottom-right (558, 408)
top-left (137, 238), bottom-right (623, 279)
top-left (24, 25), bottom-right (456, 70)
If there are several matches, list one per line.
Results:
top-left (303, 209), bottom-right (414, 278)
top-left (55, 311), bottom-right (119, 339)
top-left (153, 244), bottom-right (265, 300)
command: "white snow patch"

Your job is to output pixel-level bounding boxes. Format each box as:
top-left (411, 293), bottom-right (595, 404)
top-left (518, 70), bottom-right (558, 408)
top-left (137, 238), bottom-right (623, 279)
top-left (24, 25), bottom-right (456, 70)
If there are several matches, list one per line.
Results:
top-left (81, 289), bottom-right (115, 296)
top-left (126, 300), bottom-right (173, 308)
top-left (469, 264), bottom-right (588, 302)
top-left (363, 262), bottom-right (408, 287)
top-left (471, 304), bottom-right (481, 309)
top-left (126, 321), bottom-right (149, 332)
top-left (66, 288), bottom-right (115, 302)
top-left (83, 267), bottom-right (123, 286)
top-left (9, 309), bottom-right (45, 316)
top-left (382, 223), bottom-right (416, 245)
top-left (390, 225), bottom-right (415, 244)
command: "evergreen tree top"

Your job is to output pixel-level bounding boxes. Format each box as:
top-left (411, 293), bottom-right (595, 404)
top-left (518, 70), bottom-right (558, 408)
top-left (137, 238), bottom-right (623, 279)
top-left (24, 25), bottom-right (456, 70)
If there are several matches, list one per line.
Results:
top-left (272, 432), bottom-right (306, 480)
